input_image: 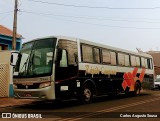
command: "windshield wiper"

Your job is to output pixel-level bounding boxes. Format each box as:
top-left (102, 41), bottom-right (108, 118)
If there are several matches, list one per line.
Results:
top-left (19, 55), bottom-right (30, 75)
top-left (27, 53), bottom-right (35, 74)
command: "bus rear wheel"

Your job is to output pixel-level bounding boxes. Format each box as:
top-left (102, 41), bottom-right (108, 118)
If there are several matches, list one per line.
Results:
top-left (133, 82), bottom-right (141, 96)
top-left (80, 85), bottom-right (93, 104)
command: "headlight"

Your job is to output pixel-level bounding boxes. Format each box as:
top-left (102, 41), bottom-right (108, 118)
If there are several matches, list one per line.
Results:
top-left (13, 84), bottom-right (17, 89)
top-left (39, 82), bottom-right (51, 88)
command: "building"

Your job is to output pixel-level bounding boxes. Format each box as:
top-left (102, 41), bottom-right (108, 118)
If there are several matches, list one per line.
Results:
top-left (0, 25), bottom-right (22, 50)
top-left (147, 51), bottom-right (160, 77)
top-left (0, 25), bottom-right (22, 97)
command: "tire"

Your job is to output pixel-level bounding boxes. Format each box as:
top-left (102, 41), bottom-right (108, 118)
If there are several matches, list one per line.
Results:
top-left (80, 85), bottom-right (93, 104)
top-left (133, 82), bottom-right (141, 96)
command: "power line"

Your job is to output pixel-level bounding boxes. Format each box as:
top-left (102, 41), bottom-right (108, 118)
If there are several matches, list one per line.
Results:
top-left (41, 17), bottom-right (160, 30)
top-left (28, 0), bottom-right (160, 9)
top-left (0, 11), bottom-right (13, 14)
top-left (20, 10), bottom-right (160, 24)
top-left (20, 10), bottom-right (160, 30)
top-left (20, 9), bottom-right (160, 22)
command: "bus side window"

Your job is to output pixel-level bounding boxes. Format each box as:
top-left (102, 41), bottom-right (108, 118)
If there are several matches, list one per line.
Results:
top-left (131, 55), bottom-right (136, 67)
top-left (118, 53), bottom-right (125, 66)
top-left (102, 49), bottom-right (111, 64)
top-left (141, 57), bottom-right (145, 68)
top-left (81, 45), bottom-right (94, 63)
top-left (60, 49), bottom-right (68, 67)
top-left (147, 58), bottom-right (152, 69)
top-left (93, 48), bottom-right (100, 63)
top-left (56, 49), bottom-right (68, 67)
top-left (124, 54), bottom-right (130, 66)
top-left (144, 58), bottom-right (148, 69)
top-left (110, 51), bottom-right (117, 65)
top-left (136, 56), bottom-right (140, 67)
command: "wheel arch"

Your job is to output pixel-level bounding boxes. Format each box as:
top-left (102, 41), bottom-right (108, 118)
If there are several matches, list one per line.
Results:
top-left (135, 80), bottom-right (142, 90)
top-left (82, 79), bottom-right (97, 96)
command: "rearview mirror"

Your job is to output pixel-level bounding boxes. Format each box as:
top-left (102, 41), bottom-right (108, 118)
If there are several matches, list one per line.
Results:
top-left (10, 51), bottom-right (19, 66)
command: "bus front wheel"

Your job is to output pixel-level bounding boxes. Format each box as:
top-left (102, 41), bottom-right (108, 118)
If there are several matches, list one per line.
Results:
top-left (80, 85), bottom-right (93, 104)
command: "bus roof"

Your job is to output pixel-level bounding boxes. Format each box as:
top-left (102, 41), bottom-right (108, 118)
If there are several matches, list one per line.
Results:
top-left (23, 35), bottom-right (77, 44)
top-left (23, 35), bottom-right (152, 58)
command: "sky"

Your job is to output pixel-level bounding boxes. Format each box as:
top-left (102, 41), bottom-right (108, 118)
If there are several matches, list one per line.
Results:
top-left (1, 0), bottom-right (160, 52)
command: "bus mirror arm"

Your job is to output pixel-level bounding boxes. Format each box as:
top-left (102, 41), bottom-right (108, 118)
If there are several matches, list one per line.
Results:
top-left (57, 48), bottom-right (62, 60)
top-left (56, 48), bottom-right (63, 66)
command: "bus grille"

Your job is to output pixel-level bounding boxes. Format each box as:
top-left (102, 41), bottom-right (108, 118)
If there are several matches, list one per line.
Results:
top-left (17, 83), bottom-right (40, 89)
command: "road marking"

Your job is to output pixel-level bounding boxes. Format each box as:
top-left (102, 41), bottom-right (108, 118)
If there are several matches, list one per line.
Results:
top-left (58, 97), bottom-right (160, 121)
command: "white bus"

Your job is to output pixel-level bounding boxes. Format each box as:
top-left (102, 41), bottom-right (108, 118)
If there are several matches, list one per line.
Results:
top-left (12, 36), bottom-right (154, 103)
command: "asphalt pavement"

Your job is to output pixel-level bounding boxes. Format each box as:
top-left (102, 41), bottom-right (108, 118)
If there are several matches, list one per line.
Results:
top-left (0, 97), bottom-right (34, 108)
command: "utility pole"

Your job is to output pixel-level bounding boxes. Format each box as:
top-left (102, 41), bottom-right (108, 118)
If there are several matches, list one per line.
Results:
top-left (12, 0), bottom-right (18, 50)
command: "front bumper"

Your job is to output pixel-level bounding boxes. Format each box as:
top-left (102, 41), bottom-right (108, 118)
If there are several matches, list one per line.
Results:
top-left (14, 86), bottom-right (55, 100)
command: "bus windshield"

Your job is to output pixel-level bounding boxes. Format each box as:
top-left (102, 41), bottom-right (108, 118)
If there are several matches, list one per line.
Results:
top-left (14, 38), bottom-right (57, 77)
